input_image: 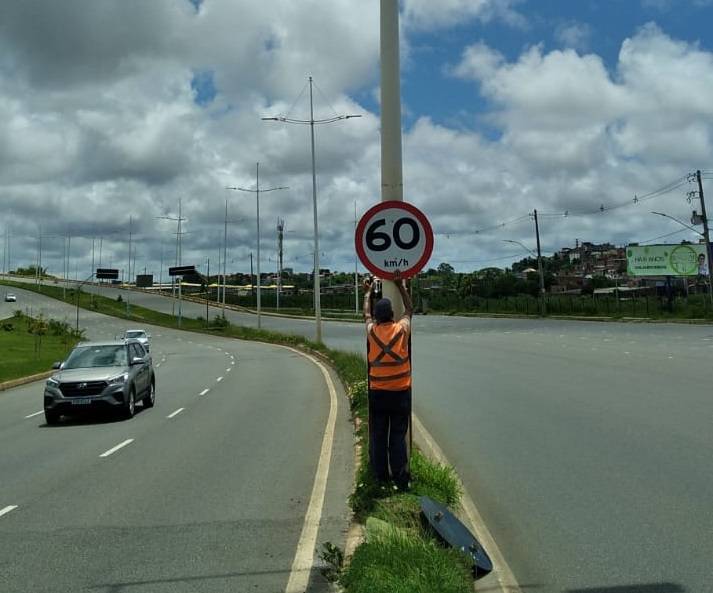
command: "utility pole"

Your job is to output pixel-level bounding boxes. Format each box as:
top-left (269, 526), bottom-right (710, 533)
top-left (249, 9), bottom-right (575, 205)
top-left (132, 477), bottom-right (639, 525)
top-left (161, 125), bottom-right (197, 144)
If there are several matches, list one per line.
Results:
top-left (277, 218), bottom-right (284, 311)
top-left (250, 252), bottom-right (254, 299)
top-left (695, 170), bottom-right (713, 304)
top-left (222, 198), bottom-right (228, 315)
top-left (206, 257), bottom-right (210, 325)
top-left (533, 209), bottom-right (546, 315)
top-left (126, 216), bottom-right (132, 316)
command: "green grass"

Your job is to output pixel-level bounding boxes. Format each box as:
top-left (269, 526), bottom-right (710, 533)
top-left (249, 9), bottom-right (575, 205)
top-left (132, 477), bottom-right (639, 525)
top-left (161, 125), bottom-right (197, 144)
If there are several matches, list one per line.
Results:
top-left (2, 279), bottom-right (473, 590)
top-left (340, 526), bottom-right (472, 593)
top-left (0, 314), bottom-right (81, 383)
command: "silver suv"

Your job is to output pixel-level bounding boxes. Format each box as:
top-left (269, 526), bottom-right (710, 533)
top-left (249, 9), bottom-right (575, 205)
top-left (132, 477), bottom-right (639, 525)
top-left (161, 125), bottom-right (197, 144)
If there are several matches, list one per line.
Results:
top-left (44, 340), bottom-right (155, 424)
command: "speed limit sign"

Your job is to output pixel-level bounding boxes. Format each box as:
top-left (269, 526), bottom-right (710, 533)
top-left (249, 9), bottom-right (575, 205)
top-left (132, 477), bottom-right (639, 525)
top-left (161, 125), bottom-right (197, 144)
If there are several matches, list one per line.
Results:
top-left (355, 200), bottom-right (434, 279)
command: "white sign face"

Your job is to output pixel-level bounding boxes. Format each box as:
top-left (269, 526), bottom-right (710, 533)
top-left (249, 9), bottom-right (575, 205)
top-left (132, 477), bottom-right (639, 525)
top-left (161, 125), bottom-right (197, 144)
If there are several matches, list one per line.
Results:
top-left (355, 200), bottom-right (434, 279)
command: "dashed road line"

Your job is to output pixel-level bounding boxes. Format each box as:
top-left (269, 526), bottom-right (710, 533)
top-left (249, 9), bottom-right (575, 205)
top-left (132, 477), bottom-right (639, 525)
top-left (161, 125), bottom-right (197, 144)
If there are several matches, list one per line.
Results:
top-left (199, 388), bottom-right (210, 396)
top-left (226, 368), bottom-right (231, 372)
top-left (99, 439), bottom-right (134, 458)
top-left (0, 505), bottom-right (19, 518)
top-left (167, 408), bottom-right (185, 419)
top-left (24, 410), bottom-right (44, 419)
top-left (216, 376), bottom-right (223, 382)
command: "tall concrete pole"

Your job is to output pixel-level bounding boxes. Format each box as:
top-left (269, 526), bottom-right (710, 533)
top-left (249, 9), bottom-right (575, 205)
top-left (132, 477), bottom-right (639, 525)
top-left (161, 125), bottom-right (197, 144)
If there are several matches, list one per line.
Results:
top-left (256, 162), bottom-right (262, 329)
top-left (380, 0), bottom-right (404, 317)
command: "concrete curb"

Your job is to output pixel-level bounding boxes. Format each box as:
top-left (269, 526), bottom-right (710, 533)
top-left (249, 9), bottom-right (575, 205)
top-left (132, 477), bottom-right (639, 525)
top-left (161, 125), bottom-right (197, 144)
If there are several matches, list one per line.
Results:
top-left (0, 370), bottom-right (53, 392)
top-left (413, 415), bottom-right (522, 593)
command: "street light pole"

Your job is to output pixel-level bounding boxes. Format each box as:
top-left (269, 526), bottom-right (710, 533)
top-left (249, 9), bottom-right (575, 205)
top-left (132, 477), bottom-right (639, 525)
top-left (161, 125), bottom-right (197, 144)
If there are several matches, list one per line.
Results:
top-left (227, 163), bottom-right (287, 329)
top-left (262, 78), bottom-right (360, 342)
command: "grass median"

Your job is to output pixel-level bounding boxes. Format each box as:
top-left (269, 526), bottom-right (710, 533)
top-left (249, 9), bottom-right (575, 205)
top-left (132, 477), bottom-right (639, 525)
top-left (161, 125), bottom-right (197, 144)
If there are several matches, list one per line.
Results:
top-left (2, 279), bottom-right (475, 590)
top-left (0, 312), bottom-right (83, 383)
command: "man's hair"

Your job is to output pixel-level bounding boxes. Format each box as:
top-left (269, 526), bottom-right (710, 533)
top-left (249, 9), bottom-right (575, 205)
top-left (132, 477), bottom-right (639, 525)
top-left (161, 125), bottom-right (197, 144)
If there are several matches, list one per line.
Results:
top-left (374, 298), bottom-right (394, 323)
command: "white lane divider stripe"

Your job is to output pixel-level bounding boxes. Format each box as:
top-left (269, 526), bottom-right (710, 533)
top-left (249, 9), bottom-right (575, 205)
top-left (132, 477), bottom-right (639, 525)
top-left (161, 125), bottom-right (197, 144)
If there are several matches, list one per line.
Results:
top-left (167, 408), bottom-right (185, 419)
top-left (99, 439), bottom-right (134, 458)
top-left (283, 351), bottom-right (338, 593)
top-left (0, 505), bottom-right (19, 518)
top-left (226, 368), bottom-right (231, 372)
top-left (216, 376), bottom-right (223, 382)
top-left (155, 363), bottom-right (161, 368)
top-left (24, 410), bottom-right (44, 419)
top-left (199, 388), bottom-right (210, 396)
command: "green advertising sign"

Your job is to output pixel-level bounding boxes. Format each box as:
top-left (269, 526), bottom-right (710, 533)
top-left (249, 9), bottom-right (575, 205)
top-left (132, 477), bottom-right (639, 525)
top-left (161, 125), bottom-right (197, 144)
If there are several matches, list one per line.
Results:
top-left (627, 244), bottom-right (708, 277)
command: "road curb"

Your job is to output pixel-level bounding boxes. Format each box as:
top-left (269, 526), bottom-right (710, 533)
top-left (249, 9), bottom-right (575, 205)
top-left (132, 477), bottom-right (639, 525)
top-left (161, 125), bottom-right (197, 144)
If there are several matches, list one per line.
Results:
top-left (412, 414), bottom-right (522, 593)
top-left (0, 370), bottom-right (53, 392)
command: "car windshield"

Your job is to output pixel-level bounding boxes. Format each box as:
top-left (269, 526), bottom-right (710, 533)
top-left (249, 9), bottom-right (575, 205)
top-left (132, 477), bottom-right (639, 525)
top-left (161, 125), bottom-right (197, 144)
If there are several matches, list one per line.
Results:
top-left (125, 331), bottom-right (145, 339)
top-left (64, 345), bottom-right (128, 369)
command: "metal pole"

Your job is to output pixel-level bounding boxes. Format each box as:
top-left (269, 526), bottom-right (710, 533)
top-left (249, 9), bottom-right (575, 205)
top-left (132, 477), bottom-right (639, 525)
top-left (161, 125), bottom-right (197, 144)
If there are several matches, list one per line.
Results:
top-left (309, 77), bottom-right (322, 342)
top-left (178, 198), bottom-right (183, 327)
top-left (696, 170), bottom-right (713, 304)
top-left (126, 216), bottom-right (132, 316)
top-left (206, 258), bottom-right (210, 325)
top-left (534, 209), bottom-right (546, 315)
top-left (354, 200), bottom-right (359, 315)
top-left (222, 198), bottom-right (228, 318)
top-left (256, 162), bottom-right (262, 329)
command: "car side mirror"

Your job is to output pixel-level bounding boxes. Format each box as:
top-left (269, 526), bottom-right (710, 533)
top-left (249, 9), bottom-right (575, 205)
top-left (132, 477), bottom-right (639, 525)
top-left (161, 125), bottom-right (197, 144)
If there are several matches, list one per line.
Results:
top-left (52, 361), bottom-right (62, 370)
top-left (131, 357), bottom-right (145, 366)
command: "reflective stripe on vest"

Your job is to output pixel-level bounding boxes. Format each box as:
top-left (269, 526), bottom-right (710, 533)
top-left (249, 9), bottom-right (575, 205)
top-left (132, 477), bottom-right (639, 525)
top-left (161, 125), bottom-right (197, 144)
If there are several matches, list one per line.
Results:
top-left (367, 323), bottom-right (411, 390)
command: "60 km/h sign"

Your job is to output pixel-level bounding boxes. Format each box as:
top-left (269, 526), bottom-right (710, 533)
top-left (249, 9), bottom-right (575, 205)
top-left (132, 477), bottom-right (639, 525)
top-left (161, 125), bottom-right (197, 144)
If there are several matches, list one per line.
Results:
top-left (355, 200), bottom-right (434, 280)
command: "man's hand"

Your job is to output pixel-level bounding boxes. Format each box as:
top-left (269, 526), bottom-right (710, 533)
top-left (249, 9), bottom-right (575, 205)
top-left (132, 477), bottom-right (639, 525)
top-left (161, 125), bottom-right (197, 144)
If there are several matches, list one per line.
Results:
top-left (363, 277), bottom-right (373, 293)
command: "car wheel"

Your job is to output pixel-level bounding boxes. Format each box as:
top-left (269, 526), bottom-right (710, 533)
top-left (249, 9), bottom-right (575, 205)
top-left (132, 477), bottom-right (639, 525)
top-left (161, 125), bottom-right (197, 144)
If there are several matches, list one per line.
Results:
top-left (143, 380), bottom-right (155, 408)
top-left (123, 388), bottom-right (136, 419)
top-left (44, 408), bottom-right (60, 425)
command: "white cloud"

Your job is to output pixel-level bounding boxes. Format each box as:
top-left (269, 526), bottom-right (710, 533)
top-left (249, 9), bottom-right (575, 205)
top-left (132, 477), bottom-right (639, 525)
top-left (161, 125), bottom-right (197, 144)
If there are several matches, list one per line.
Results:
top-left (402, 0), bottom-right (526, 32)
top-left (1, 3), bottom-right (712, 276)
top-left (555, 21), bottom-right (592, 52)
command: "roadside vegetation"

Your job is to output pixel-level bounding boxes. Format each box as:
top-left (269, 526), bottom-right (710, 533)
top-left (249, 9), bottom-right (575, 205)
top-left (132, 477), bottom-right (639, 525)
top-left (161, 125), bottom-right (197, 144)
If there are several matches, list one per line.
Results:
top-left (0, 311), bottom-right (84, 383)
top-left (1, 279), bottom-right (475, 591)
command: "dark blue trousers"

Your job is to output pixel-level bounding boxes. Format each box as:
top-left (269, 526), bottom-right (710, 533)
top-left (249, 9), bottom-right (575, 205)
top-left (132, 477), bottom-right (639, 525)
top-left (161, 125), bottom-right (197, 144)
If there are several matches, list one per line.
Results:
top-left (368, 388), bottom-right (411, 488)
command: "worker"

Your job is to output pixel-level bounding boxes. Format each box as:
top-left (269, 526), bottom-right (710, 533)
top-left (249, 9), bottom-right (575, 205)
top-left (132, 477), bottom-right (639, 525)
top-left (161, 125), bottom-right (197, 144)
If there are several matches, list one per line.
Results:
top-left (363, 269), bottom-right (413, 491)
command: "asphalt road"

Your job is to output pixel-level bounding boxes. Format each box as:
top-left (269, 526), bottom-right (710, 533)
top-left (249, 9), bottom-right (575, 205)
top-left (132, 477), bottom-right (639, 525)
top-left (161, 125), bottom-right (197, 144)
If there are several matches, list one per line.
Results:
top-left (0, 286), bottom-right (353, 593)
top-left (66, 283), bottom-right (713, 593)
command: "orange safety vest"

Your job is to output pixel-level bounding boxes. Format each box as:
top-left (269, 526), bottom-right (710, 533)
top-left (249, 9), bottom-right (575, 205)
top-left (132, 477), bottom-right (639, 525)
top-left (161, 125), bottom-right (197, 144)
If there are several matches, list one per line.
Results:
top-left (367, 322), bottom-right (411, 390)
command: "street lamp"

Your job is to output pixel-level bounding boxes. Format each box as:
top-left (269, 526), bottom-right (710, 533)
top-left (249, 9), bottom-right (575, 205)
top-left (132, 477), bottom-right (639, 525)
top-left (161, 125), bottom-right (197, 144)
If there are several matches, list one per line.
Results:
top-left (262, 76), bottom-right (361, 342)
top-left (227, 162), bottom-right (287, 329)
top-left (156, 198), bottom-right (186, 326)
top-left (503, 238), bottom-right (546, 315)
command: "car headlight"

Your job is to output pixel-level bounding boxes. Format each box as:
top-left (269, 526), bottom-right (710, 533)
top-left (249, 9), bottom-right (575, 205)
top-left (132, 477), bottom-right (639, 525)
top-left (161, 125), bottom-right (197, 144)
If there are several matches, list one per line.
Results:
top-left (108, 373), bottom-right (129, 385)
top-left (46, 377), bottom-right (60, 388)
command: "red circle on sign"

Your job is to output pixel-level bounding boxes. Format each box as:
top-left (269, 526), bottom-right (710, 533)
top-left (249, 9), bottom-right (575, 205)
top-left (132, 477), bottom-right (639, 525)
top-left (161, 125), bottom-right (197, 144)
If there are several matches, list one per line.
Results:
top-left (355, 200), bottom-right (434, 280)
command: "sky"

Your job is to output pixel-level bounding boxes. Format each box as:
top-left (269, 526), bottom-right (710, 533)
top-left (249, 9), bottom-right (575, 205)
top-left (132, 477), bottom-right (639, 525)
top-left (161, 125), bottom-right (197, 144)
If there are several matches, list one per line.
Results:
top-left (1, 0), bottom-right (713, 279)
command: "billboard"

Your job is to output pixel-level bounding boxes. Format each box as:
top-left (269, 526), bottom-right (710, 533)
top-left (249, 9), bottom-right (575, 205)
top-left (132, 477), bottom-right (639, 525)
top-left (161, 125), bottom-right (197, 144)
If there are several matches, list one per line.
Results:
top-left (136, 274), bottom-right (154, 288)
top-left (627, 244), bottom-right (708, 277)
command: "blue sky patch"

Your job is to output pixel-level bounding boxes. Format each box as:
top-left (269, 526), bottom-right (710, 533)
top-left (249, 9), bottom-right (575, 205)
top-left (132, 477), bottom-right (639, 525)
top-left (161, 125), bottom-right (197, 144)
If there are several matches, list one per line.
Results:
top-left (191, 70), bottom-right (217, 106)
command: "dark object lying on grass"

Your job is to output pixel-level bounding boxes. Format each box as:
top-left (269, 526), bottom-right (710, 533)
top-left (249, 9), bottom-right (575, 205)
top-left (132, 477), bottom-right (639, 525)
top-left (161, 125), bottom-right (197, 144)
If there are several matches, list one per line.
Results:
top-left (420, 495), bottom-right (493, 578)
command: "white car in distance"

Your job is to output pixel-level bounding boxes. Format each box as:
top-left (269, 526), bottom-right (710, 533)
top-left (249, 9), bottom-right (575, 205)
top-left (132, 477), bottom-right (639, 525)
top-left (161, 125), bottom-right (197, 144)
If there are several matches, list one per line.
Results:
top-left (123, 329), bottom-right (151, 352)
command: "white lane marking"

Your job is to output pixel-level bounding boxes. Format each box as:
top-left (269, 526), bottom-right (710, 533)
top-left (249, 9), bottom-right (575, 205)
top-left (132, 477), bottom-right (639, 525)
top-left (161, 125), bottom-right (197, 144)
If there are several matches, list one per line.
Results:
top-left (99, 439), bottom-right (134, 458)
top-left (231, 360), bottom-right (235, 365)
top-left (226, 368), bottom-right (231, 372)
top-left (282, 349), bottom-right (338, 593)
top-left (199, 388), bottom-right (210, 396)
top-left (167, 408), bottom-right (185, 419)
top-left (24, 410), bottom-right (44, 419)
top-left (0, 505), bottom-right (19, 518)
top-left (413, 415), bottom-right (522, 593)
top-left (155, 363), bottom-right (161, 368)
top-left (216, 376), bottom-right (223, 382)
